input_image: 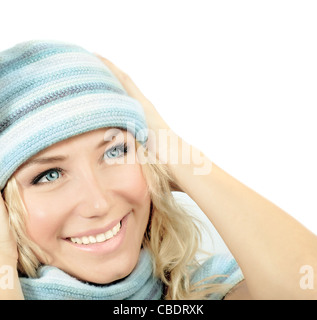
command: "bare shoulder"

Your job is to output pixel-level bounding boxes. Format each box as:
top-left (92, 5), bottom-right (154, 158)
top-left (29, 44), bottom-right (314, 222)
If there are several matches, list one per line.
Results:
top-left (224, 280), bottom-right (252, 300)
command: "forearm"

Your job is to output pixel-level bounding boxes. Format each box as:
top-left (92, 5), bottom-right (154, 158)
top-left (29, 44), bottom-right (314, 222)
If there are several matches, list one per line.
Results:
top-left (98, 57), bottom-right (317, 298)
top-left (168, 138), bottom-right (317, 299)
top-left (0, 256), bottom-right (24, 300)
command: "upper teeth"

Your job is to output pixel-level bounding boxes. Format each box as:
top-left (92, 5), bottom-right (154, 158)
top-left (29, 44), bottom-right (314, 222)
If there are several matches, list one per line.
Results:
top-left (70, 222), bottom-right (121, 245)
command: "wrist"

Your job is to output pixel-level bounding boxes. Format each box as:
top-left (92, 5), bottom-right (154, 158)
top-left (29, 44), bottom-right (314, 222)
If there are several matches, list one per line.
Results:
top-left (144, 129), bottom-right (213, 192)
top-left (0, 242), bottom-right (18, 264)
top-left (0, 255), bottom-right (18, 272)
top-left (164, 134), bottom-right (213, 192)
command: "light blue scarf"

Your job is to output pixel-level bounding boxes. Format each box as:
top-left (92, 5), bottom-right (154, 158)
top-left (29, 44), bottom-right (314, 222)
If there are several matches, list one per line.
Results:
top-left (20, 248), bottom-right (244, 300)
top-left (20, 249), bottom-right (164, 300)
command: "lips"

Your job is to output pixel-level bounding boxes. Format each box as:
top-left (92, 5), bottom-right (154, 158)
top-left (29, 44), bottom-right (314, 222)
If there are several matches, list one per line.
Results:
top-left (64, 211), bottom-right (131, 245)
top-left (69, 221), bottom-right (122, 245)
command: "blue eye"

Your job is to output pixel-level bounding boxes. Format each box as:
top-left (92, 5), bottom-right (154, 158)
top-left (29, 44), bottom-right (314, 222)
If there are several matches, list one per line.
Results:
top-left (45, 170), bottom-right (60, 181)
top-left (104, 143), bottom-right (128, 160)
top-left (31, 168), bottom-right (62, 185)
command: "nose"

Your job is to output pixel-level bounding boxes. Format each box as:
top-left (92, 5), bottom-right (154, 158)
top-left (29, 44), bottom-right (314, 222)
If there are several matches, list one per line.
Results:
top-left (74, 169), bottom-right (112, 219)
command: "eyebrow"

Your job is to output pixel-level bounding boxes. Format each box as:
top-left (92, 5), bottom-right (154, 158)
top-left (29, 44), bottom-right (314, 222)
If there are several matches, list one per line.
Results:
top-left (19, 156), bottom-right (69, 171)
top-left (19, 134), bottom-right (121, 171)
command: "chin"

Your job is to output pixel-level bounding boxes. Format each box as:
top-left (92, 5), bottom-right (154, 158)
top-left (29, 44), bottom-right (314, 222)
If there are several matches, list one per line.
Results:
top-left (76, 248), bottom-right (141, 285)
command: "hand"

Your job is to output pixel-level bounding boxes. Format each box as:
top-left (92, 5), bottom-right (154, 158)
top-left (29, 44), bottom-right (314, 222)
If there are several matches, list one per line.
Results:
top-left (96, 55), bottom-right (184, 191)
top-left (0, 192), bottom-right (18, 262)
top-left (0, 193), bottom-right (24, 300)
top-left (96, 56), bottom-right (175, 154)
top-left (95, 55), bottom-right (171, 134)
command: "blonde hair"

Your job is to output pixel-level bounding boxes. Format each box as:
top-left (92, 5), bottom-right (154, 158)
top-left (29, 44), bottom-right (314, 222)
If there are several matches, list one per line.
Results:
top-left (3, 144), bottom-right (229, 299)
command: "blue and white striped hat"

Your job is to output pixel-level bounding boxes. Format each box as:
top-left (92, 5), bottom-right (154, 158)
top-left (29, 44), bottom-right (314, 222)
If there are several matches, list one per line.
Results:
top-left (0, 40), bottom-right (148, 190)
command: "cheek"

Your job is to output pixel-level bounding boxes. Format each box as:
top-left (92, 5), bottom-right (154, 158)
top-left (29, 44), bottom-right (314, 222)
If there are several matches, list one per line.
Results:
top-left (19, 163), bottom-right (150, 259)
top-left (21, 192), bottom-right (66, 250)
top-left (110, 164), bottom-right (150, 205)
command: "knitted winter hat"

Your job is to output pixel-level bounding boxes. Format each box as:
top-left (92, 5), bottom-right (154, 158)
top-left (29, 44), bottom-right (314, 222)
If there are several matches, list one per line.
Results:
top-left (0, 40), bottom-right (148, 190)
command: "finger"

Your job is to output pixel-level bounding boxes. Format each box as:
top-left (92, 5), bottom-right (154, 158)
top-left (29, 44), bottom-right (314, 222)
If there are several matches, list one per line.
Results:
top-left (94, 54), bottom-right (124, 76)
top-left (0, 193), bottom-right (9, 225)
top-left (94, 54), bottom-right (150, 105)
top-left (0, 193), bottom-right (11, 241)
top-left (0, 192), bottom-right (8, 216)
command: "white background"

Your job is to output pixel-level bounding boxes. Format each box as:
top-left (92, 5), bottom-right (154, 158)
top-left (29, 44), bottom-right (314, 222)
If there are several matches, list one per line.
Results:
top-left (1, 0), bottom-right (317, 238)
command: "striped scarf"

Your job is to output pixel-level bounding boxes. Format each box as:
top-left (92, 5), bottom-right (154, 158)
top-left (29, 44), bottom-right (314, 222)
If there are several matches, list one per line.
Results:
top-left (19, 249), bottom-right (163, 300)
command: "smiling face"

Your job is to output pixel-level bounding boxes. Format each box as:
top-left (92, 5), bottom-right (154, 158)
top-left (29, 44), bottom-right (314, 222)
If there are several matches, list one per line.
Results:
top-left (13, 128), bottom-right (151, 284)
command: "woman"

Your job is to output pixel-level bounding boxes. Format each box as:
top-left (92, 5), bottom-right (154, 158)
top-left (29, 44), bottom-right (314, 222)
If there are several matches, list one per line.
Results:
top-left (0, 40), bottom-right (316, 300)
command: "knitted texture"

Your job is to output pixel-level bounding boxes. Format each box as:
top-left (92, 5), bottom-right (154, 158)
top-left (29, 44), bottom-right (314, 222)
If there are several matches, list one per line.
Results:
top-left (0, 40), bottom-right (148, 190)
top-left (191, 253), bottom-right (244, 300)
top-left (20, 249), bottom-right (164, 300)
top-left (20, 249), bottom-right (244, 300)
